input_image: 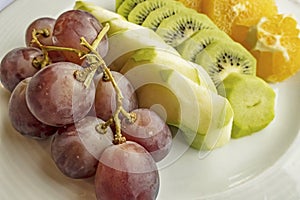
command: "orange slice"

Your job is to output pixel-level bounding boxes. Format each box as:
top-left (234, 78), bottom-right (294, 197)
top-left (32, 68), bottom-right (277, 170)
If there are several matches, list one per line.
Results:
top-left (201, 0), bottom-right (278, 43)
top-left (246, 14), bottom-right (300, 82)
top-left (177, 0), bottom-right (202, 12)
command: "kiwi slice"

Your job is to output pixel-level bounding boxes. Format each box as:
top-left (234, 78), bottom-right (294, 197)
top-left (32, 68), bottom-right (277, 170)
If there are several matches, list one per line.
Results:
top-left (156, 12), bottom-right (218, 47)
top-left (176, 29), bottom-right (232, 62)
top-left (195, 41), bottom-right (256, 88)
top-left (221, 73), bottom-right (275, 138)
top-left (117, 0), bottom-right (146, 19)
top-left (116, 0), bottom-right (124, 11)
top-left (142, 3), bottom-right (191, 31)
top-left (128, 0), bottom-right (174, 25)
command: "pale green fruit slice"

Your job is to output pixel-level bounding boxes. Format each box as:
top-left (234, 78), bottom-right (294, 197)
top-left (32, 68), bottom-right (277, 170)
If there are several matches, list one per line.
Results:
top-left (120, 47), bottom-right (218, 92)
top-left (187, 61), bottom-right (218, 93)
top-left (120, 62), bottom-right (233, 150)
top-left (121, 48), bottom-right (196, 84)
top-left (104, 28), bottom-right (179, 69)
top-left (186, 93), bottom-right (234, 150)
top-left (74, 1), bottom-right (141, 36)
top-left (221, 73), bottom-right (276, 138)
top-left (75, 1), bottom-right (124, 21)
top-left (103, 18), bottom-right (142, 36)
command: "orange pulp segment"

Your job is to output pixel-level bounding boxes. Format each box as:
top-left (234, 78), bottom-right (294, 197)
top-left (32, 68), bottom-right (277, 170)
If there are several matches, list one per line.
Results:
top-left (177, 0), bottom-right (202, 12)
top-left (246, 14), bottom-right (300, 82)
top-left (201, 0), bottom-right (278, 44)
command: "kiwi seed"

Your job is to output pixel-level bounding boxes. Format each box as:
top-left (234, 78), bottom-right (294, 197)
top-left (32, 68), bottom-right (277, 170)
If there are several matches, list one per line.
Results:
top-left (117, 0), bottom-right (147, 19)
top-left (195, 41), bottom-right (257, 89)
top-left (156, 12), bottom-right (218, 47)
top-left (128, 0), bottom-right (175, 25)
top-left (176, 29), bottom-right (232, 62)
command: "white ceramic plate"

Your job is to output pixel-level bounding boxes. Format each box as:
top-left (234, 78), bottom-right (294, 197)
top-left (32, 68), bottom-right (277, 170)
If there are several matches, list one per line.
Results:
top-left (0, 0), bottom-right (300, 199)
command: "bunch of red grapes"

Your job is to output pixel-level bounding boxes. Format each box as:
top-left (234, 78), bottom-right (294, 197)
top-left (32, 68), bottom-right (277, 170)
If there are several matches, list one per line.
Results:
top-left (0, 9), bottom-right (173, 200)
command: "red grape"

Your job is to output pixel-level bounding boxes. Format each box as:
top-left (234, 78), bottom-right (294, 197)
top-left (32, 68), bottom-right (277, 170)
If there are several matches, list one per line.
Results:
top-left (26, 62), bottom-right (95, 127)
top-left (25, 17), bottom-right (56, 47)
top-left (121, 108), bottom-right (172, 162)
top-left (95, 141), bottom-right (159, 200)
top-left (94, 71), bottom-right (138, 121)
top-left (51, 116), bottom-right (114, 179)
top-left (52, 10), bottom-right (108, 65)
top-left (8, 78), bottom-right (57, 139)
top-left (0, 47), bottom-right (43, 92)
top-left (25, 17), bottom-right (65, 62)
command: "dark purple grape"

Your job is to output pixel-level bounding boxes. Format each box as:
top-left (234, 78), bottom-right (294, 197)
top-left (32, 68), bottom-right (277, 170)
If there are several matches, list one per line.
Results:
top-left (95, 141), bottom-right (159, 200)
top-left (51, 116), bottom-right (114, 179)
top-left (121, 108), bottom-right (172, 162)
top-left (0, 47), bottom-right (43, 92)
top-left (52, 10), bottom-right (108, 65)
top-left (94, 71), bottom-right (138, 121)
top-left (26, 62), bottom-right (95, 127)
top-left (25, 17), bottom-right (66, 63)
top-left (8, 78), bottom-right (57, 139)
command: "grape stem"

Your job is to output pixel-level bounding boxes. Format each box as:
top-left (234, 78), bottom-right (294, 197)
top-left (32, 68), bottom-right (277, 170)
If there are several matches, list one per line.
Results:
top-left (31, 28), bottom-right (86, 67)
top-left (80, 23), bottom-right (136, 144)
top-left (79, 24), bottom-right (133, 145)
top-left (31, 29), bottom-right (52, 68)
top-left (31, 23), bottom-right (134, 145)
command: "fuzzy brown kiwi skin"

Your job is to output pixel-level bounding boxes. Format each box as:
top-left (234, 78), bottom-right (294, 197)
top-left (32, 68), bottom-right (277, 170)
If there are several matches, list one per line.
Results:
top-left (194, 41), bottom-right (257, 90)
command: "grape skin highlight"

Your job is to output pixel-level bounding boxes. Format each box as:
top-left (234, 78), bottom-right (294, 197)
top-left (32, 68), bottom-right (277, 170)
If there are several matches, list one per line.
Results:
top-left (51, 116), bottom-right (114, 179)
top-left (25, 17), bottom-right (66, 63)
top-left (25, 17), bottom-right (56, 47)
top-left (8, 78), bottom-right (57, 139)
top-left (95, 141), bottom-right (160, 200)
top-left (122, 108), bottom-right (173, 162)
top-left (0, 47), bottom-right (43, 92)
top-left (26, 62), bottom-right (95, 127)
top-left (52, 10), bottom-right (108, 65)
top-left (94, 71), bottom-right (138, 121)
top-left (1, 7), bottom-right (168, 199)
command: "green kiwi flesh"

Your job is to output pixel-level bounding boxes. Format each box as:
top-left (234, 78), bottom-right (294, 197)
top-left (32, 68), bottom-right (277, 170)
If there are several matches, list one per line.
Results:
top-left (116, 0), bottom-right (125, 11)
top-left (117, 0), bottom-right (146, 19)
top-left (142, 3), bottom-right (191, 31)
top-left (156, 12), bottom-right (218, 47)
top-left (195, 41), bottom-right (256, 88)
top-left (222, 73), bottom-right (275, 138)
top-left (128, 0), bottom-right (174, 25)
top-left (176, 29), bottom-right (232, 62)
